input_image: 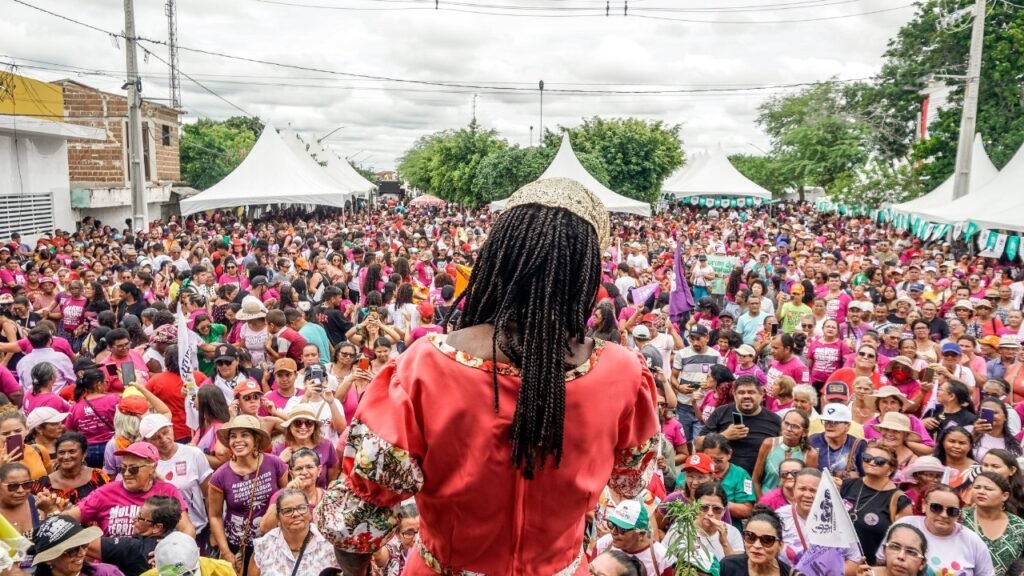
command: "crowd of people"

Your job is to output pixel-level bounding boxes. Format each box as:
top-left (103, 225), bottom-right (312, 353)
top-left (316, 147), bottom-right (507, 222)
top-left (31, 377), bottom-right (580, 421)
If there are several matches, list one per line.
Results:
top-left (0, 197), bottom-right (1022, 576)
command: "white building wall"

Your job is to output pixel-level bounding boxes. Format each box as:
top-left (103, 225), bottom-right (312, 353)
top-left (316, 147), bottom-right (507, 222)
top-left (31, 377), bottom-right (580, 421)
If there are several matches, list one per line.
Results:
top-left (0, 131), bottom-right (76, 240)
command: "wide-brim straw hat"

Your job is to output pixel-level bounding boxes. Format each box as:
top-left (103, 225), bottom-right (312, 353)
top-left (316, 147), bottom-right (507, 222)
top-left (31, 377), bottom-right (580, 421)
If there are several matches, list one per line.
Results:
top-left (282, 405), bottom-right (320, 430)
top-left (871, 385), bottom-right (913, 411)
top-left (868, 411), bottom-right (920, 442)
top-left (883, 356), bottom-right (919, 379)
top-left (235, 295), bottom-right (268, 321)
top-left (216, 414), bottom-right (270, 450)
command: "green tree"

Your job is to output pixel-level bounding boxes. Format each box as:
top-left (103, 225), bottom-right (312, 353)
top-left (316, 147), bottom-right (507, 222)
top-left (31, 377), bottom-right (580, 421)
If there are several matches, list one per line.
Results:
top-left (350, 162), bottom-right (378, 183)
top-left (472, 144), bottom-right (611, 202)
top-left (179, 119), bottom-right (258, 190)
top-left (728, 154), bottom-right (788, 196)
top-left (756, 80), bottom-right (871, 201)
top-left (543, 117), bottom-right (683, 203)
top-left (397, 133), bottom-right (442, 193)
top-left (425, 120), bottom-right (508, 204)
top-left (222, 116), bottom-right (265, 140)
top-left (860, 1), bottom-right (1024, 190)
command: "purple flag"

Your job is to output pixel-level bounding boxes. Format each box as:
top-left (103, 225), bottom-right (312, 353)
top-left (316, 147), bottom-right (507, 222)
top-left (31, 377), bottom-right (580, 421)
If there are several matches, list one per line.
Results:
top-left (794, 545), bottom-right (845, 576)
top-left (669, 240), bottom-right (695, 323)
top-left (630, 283), bottom-right (660, 309)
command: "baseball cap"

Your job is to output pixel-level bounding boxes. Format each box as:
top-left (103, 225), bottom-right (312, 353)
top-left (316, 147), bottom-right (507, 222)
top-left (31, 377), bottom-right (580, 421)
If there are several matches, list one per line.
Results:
top-left (908, 283), bottom-right (925, 292)
top-left (632, 325), bottom-right (652, 341)
top-left (823, 382), bottom-right (849, 402)
top-left (250, 275), bottom-right (268, 287)
top-left (941, 342), bottom-right (962, 356)
top-left (681, 453), bottom-right (715, 475)
top-left (233, 380), bottom-right (263, 397)
top-left (641, 313), bottom-right (658, 324)
top-left (25, 407), bottom-right (69, 432)
top-left (117, 395), bottom-right (150, 417)
top-left (139, 413), bottom-right (173, 440)
top-left (820, 403), bottom-right (852, 423)
top-left (607, 500), bottom-right (650, 532)
top-left (274, 358), bottom-right (298, 374)
top-left (641, 348), bottom-right (662, 371)
top-left (689, 325), bottom-right (709, 338)
top-left (214, 344), bottom-right (238, 363)
top-left (113, 441), bottom-right (160, 462)
top-left (417, 302), bottom-right (435, 320)
top-left (153, 530), bottom-right (200, 576)
top-left (789, 284), bottom-right (805, 295)
top-left (718, 310), bottom-right (734, 320)
top-left (980, 335), bottom-right (1001, 348)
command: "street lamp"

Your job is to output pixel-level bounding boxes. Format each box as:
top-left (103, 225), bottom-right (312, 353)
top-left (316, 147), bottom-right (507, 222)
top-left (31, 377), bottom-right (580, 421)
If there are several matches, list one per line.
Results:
top-left (317, 125), bottom-right (346, 144)
top-left (530, 125), bottom-right (534, 147)
top-left (538, 80), bottom-right (544, 146)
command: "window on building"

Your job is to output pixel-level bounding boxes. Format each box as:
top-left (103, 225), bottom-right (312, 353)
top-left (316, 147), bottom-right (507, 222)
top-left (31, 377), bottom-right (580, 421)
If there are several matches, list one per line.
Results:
top-left (162, 125), bottom-right (171, 146)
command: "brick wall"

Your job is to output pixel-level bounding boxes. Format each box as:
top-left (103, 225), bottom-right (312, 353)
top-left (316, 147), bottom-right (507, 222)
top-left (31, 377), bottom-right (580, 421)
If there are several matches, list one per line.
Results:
top-left (57, 80), bottom-right (180, 187)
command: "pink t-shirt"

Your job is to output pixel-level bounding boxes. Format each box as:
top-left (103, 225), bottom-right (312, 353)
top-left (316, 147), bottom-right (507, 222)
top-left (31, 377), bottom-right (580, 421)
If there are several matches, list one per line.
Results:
top-left (58, 295), bottom-right (87, 331)
top-left (66, 394), bottom-right (120, 444)
top-left (767, 356), bottom-right (809, 399)
top-left (22, 390), bottom-right (70, 415)
top-left (823, 292), bottom-right (852, 323)
top-left (16, 337), bottom-right (75, 360)
top-left (0, 366), bottom-right (19, 398)
top-left (410, 325), bottom-right (444, 343)
top-left (78, 479), bottom-right (184, 536)
top-left (807, 339), bottom-right (851, 383)
top-left (734, 364), bottom-right (767, 387)
top-left (661, 418), bottom-right (686, 448)
top-left (265, 389), bottom-right (303, 410)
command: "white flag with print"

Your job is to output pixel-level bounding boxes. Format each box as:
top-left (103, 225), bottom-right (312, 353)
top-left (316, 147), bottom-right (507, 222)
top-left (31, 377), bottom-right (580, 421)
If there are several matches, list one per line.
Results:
top-left (805, 471), bottom-right (859, 548)
top-left (979, 230), bottom-right (1008, 258)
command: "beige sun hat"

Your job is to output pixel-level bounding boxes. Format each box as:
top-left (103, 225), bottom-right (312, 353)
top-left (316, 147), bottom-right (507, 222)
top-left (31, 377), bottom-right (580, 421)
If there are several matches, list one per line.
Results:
top-left (216, 414), bottom-right (270, 450)
top-left (235, 295), bottom-right (268, 321)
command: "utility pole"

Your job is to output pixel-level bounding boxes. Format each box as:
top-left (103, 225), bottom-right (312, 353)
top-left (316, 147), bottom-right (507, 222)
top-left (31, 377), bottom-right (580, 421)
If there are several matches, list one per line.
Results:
top-left (472, 93), bottom-right (477, 123)
top-left (124, 0), bottom-right (147, 230)
top-left (166, 0), bottom-right (181, 109)
top-left (951, 0), bottom-right (986, 200)
top-left (538, 80), bottom-right (544, 146)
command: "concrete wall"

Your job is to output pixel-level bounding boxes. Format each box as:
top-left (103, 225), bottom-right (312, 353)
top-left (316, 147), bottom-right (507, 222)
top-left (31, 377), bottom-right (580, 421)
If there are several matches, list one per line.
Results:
top-left (76, 201), bottom-right (168, 229)
top-left (0, 131), bottom-right (76, 238)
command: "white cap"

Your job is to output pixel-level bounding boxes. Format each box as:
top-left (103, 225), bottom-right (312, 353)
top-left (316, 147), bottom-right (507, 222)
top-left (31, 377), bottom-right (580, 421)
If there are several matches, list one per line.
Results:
top-left (153, 531), bottom-right (199, 575)
top-left (820, 403), bottom-right (852, 423)
top-left (631, 325), bottom-right (652, 340)
top-left (138, 413), bottom-right (173, 440)
top-left (25, 407), bottom-right (69, 432)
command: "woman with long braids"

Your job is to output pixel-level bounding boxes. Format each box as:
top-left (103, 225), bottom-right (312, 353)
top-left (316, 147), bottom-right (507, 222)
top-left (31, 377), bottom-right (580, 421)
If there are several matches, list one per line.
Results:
top-left (318, 178), bottom-right (659, 575)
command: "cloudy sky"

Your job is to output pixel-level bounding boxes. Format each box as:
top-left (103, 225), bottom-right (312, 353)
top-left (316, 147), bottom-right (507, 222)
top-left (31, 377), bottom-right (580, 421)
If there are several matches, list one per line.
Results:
top-left (3, 0), bottom-right (918, 171)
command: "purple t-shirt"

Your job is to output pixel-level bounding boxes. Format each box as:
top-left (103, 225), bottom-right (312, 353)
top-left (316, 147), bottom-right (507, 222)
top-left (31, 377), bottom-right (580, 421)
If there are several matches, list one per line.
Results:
top-left (78, 479), bottom-right (184, 536)
top-left (807, 339), bottom-right (851, 383)
top-left (271, 438), bottom-right (339, 488)
top-left (22, 390), bottom-right (70, 416)
top-left (210, 454), bottom-right (287, 548)
top-left (66, 394), bottom-right (119, 444)
top-left (58, 295), bottom-right (87, 331)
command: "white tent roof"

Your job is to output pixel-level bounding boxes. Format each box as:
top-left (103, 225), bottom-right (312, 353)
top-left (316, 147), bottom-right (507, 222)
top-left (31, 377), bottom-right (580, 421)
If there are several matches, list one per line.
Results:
top-left (490, 134), bottom-right (651, 216)
top-left (661, 151), bottom-right (708, 193)
top-left (662, 145), bottom-right (772, 199)
top-left (891, 134), bottom-right (997, 217)
top-left (285, 133), bottom-right (377, 198)
top-left (180, 126), bottom-right (351, 216)
top-left (919, 140), bottom-right (1024, 231)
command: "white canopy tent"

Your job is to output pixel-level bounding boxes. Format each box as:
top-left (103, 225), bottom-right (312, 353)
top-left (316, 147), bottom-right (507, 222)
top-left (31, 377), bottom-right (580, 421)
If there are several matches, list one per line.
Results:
top-left (180, 126), bottom-right (351, 216)
top-left (490, 134), bottom-right (651, 216)
top-left (919, 140), bottom-right (1024, 231)
top-left (661, 145), bottom-right (772, 200)
top-left (660, 151), bottom-right (708, 193)
top-left (285, 133), bottom-right (377, 198)
top-left (890, 134), bottom-right (997, 219)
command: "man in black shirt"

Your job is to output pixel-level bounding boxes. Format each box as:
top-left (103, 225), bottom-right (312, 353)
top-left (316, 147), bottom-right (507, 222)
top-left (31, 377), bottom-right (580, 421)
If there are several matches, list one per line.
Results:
top-left (316, 286), bottom-right (352, 346)
top-left (701, 375), bottom-right (782, 475)
top-left (89, 495), bottom-right (182, 576)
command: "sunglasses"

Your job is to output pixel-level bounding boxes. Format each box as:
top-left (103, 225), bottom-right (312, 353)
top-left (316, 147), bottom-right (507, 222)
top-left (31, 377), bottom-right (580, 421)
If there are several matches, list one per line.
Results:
top-left (927, 503), bottom-right (961, 518)
top-left (862, 454), bottom-right (894, 467)
top-left (400, 529), bottom-right (419, 538)
top-left (291, 419), bottom-right (315, 429)
top-left (241, 393), bottom-right (262, 402)
top-left (942, 352), bottom-right (959, 358)
top-left (604, 522), bottom-right (633, 535)
top-left (802, 324), bottom-right (814, 329)
top-left (119, 463), bottom-right (153, 476)
top-left (779, 470), bottom-right (800, 479)
top-left (4, 480), bottom-right (33, 492)
top-left (215, 359), bottom-right (235, 366)
top-left (857, 351), bottom-right (876, 359)
top-left (61, 544), bottom-right (88, 558)
top-left (742, 531), bottom-right (779, 548)
top-left (699, 504), bottom-right (725, 515)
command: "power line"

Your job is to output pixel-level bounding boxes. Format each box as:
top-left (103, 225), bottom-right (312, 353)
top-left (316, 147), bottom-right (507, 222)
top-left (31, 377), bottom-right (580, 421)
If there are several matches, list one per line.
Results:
top-left (139, 48), bottom-right (255, 117)
top-left (633, 3), bottom-right (915, 24)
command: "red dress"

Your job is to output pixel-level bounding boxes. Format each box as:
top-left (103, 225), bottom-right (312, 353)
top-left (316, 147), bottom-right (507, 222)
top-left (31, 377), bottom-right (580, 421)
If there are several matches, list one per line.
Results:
top-left (318, 333), bottom-right (659, 575)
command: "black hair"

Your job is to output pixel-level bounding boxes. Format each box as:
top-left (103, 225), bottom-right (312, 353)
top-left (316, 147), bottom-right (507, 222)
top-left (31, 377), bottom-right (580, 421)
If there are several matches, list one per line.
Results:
top-left (701, 433), bottom-right (732, 454)
top-left (694, 480), bottom-right (730, 507)
top-left (601, 550), bottom-right (646, 576)
top-left (942, 380), bottom-right (973, 409)
top-left (746, 505), bottom-right (784, 540)
top-left (55, 431), bottom-right (88, 454)
top-left (733, 374), bottom-right (761, 393)
top-left (453, 203), bottom-right (601, 479)
top-left (983, 448), bottom-right (1024, 516)
top-left (0, 462), bottom-right (30, 481)
top-left (74, 369), bottom-right (106, 401)
top-left (144, 495), bottom-right (182, 535)
top-left (362, 263), bottom-right (383, 297)
top-left (106, 327), bottom-right (129, 345)
top-left (978, 397), bottom-right (1023, 457)
top-left (883, 523), bottom-right (929, 562)
top-left (934, 426), bottom-right (973, 465)
top-left (27, 328), bottom-right (51, 349)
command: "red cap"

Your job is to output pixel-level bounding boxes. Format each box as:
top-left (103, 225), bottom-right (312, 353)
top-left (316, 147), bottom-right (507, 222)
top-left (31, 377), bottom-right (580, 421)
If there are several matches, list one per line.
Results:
top-left (417, 302), bottom-right (434, 320)
top-left (642, 313), bottom-right (658, 323)
top-left (117, 395), bottom-right (150, 417)
top-left (233, 380), bottom-right (263, 397)
top-left (682, 453), bottom-right (715, 475)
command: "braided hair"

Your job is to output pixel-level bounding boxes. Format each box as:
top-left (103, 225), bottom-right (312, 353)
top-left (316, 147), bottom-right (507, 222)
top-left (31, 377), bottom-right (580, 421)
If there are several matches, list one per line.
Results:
top-left (454, 204), bottom-right (601, 479)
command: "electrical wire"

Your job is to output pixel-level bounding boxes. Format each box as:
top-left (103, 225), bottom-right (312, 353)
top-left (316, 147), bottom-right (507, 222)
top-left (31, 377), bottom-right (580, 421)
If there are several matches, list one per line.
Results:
top-left (140, 48), bottom-right (255, 117)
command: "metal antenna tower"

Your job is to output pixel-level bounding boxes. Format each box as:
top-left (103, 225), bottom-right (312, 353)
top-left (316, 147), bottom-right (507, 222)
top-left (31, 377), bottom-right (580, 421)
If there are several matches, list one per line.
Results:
top-left (165, 0), bottom-right (181, 109)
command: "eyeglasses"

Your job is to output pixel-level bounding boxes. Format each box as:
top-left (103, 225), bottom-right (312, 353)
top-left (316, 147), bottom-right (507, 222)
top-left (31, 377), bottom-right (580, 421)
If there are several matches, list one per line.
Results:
top-left (399, 529), bottom-right (419, 538)
top-left (857, 352), bottom-right (876, 359)
top-left (119, 463), bottom-right (153, 476)
top-left (779, 470), bottom-right (800, 479)
top-left (279, 505), bottom-right (308, 518)
top-left (862, 454), bottom-right (894, 467)
top-left (603, 521), bottom-right (634, 535)
top-left (782, 421), bottom-right (804, 430)
top-left (241, 393), bottom-right (262, 402)
top-left (883, 542), bottom-right (925, 561)
top-left (742, 531), bottom-right (779, 548)
top-left (134, 515), bottom-right (155, 525)
top-left (61, 544), bottom-right (88, 558)
top-left (3, 480), bottom-right (33, 492)
top-left (802, 324), bottom-right (814, 329)
top-left (927, 503), bottom-right (961, 518)
top-left (291, 419), bottom-right (315, 429)
top-left (698, 504), bottom-right (725, 515)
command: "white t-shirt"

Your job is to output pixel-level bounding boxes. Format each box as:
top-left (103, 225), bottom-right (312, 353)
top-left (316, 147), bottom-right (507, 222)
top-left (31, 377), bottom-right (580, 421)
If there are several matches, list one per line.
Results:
top-left (596, 535), bottom-right (674, 576)
top-left (284, 396), bottom-right (346, 443)
top-left (156, 444), bottom-right (213, 531)
top-left (882, 516), bottom-right (994, 576)
top-left (615, 276), bottom-right (638, 299)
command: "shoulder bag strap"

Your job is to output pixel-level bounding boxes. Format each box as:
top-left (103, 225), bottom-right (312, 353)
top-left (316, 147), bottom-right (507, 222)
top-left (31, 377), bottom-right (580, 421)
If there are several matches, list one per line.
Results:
top-left (289, 530), bottom-right (313, 576)
top-left (649, 545), bottom-right (661, 576)
top-left (82, 396), bottom-right (115, 431)
top-left (889, 489), bottom-right (906, 522)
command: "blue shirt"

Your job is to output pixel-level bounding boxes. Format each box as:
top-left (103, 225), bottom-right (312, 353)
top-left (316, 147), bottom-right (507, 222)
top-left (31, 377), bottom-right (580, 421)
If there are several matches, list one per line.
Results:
top-left (736, 311), bottom-right (770, 345)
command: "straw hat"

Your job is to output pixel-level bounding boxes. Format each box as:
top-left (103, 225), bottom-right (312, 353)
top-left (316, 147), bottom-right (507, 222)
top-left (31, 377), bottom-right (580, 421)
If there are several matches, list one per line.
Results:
top-left (869, 412), bottom-right (920, 441)
top-left (235, 295), bottom-right (268, 321)
top-left (897, 456), bottom-right (947, 484)
top-left (883, 356), bottom-right (919, 379)
top-left (32, 516), bottom-right (103, 566)
top-left (281, 405), bottom-right (320, 430)
top-left (503, 177), bottom-right (610, 245)
top-left (216, 414), bottom-right (270, 450)
top-left (871, 385), bottom-right (913, 411)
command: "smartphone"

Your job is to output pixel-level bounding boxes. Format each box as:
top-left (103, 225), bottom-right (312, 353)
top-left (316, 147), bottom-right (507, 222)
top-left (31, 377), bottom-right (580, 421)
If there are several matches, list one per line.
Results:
top-left (105, 363), bottom-right (118, 376)
top-left (732, 412), bottom-right (745, 427)
top-left (121, 362), bottom-right (136, 387)
top-left (770, 324), bottom-right (780, 337)
top-left (981, 407), bottom-right (995, 425)
top-left (5, 435), bottom-right (23, 460)
top-left (921, 367), bottom-right (935, 383)
top-left (358, 356), bottom-right (370, 371)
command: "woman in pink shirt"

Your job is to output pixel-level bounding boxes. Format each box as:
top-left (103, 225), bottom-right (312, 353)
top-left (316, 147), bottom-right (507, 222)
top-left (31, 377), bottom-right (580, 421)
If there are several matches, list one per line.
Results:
top-left (65, 369), bottom-right (119, 469)
top-left (22, 362), bottom-right (71, 416)
top-left (807, 319), bottom-right (851, 387)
